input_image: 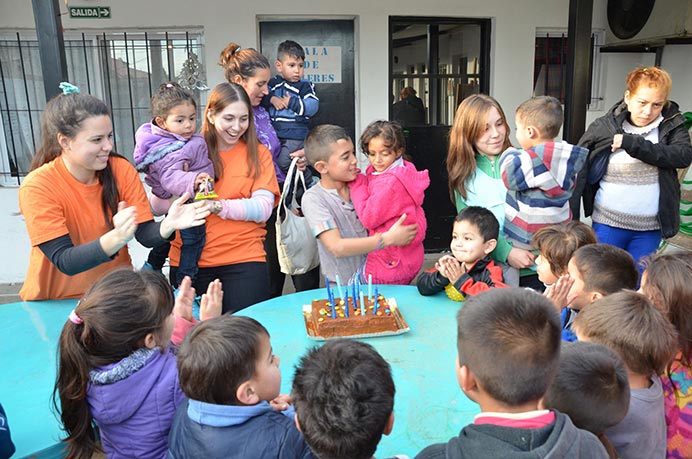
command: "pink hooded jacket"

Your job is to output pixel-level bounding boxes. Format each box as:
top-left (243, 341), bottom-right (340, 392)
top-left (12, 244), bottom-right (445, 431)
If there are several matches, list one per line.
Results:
top-left (350, 160), bottom-right (429, 284)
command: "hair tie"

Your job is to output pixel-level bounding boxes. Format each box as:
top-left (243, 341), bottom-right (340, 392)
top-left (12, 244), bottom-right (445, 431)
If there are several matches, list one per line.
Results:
top-left (59, 82), bottom-right (80, 95)
top-left (233, 45), bottom-right (241, 54)
top-left (69, 309), bottom-right (83, 325)
top-left (165, 83), bottom-right (174, 88)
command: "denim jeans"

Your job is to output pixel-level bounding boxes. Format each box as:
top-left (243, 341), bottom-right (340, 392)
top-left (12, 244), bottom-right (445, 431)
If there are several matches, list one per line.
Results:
top-left (176, 223), bottom-right (206, 285)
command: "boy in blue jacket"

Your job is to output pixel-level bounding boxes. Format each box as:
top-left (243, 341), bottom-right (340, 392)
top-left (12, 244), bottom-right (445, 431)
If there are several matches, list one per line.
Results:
top-left (263, 39), bottom-right (319, 183)
top-left (168, 315), bottom-right (314, 459)
top-left (0, 403), bottom-right (15, 459)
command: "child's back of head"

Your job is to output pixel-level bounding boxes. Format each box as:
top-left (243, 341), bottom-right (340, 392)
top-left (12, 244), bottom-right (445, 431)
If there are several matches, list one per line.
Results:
top-left (457, 288), bottom-right (561, 407)
top-left (533, 221), bottom-right (597, 278)
top-left (292, 339), bottom-right (395, 459)
top-left (543, 341), bottom-right (630, 435)
top-left (54, 269), bottom-right (176, 459)
top-left (516, 95), bottom-right (563, 140)
top-left (305, 124), bottom-right (352, 165)
top-left (177, 315), bottom-right (271, 404)
top-left (573, 290), bottom-right (678, 377)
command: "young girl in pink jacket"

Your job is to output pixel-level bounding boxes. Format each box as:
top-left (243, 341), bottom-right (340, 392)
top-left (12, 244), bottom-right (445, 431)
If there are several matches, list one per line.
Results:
top-left (350, 120), bottom-right (429, 284)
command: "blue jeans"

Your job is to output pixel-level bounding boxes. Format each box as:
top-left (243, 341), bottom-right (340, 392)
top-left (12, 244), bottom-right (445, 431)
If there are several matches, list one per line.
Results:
top-left (592, 222), bottom-right (661, 272)
top-left (176, 223), bottom-right (206, 285)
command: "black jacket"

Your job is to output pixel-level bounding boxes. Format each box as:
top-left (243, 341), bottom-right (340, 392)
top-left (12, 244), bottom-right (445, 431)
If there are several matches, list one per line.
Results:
top-left (572, 100), bottom-right (692, 238)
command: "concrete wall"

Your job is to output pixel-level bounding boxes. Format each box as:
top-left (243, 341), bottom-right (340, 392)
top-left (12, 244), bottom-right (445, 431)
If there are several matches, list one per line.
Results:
top-left (0, 0), bottom-right (690, 284)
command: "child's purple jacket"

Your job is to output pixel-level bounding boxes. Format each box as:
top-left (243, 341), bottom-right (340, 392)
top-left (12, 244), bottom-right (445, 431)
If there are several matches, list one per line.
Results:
top-left (87, 348), bottom-right (185, 459)
top-left (133, 122), bottom-right (214, 199)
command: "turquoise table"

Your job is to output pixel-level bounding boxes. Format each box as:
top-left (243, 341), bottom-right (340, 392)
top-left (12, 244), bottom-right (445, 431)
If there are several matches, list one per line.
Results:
top-left (0, 285), bottom-right (478, 458)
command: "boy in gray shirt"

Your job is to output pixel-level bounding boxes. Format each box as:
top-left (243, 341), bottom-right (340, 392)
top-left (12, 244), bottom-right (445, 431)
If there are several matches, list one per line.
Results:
top-left (302, 125), bottom-right (417, 283)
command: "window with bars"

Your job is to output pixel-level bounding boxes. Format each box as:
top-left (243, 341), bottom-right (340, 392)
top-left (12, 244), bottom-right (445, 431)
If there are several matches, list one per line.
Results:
top-left (533, 30), bottom-right (603, 111)
top-left (0, 29), bottom-right (206, 185)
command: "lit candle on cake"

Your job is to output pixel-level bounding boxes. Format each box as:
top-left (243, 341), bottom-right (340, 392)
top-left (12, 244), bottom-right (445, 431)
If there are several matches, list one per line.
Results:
top-left (373, 286), bottom-right (379, 315)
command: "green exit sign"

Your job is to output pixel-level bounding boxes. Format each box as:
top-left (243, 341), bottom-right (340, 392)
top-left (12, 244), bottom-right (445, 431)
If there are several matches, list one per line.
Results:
top-left (69, 7), bottom-right (111, 19)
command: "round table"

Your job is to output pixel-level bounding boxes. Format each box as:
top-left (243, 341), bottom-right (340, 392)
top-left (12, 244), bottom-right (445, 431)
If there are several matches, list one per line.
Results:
top-left (0, 285), bottom-right (477, 458)
top-left (237, 285), bottom-right (477, 457)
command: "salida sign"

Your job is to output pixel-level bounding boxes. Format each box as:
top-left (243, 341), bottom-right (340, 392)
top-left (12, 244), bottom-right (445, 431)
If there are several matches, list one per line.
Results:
top-left (303, 46), bottom-right (341, 84)
top-left (69, 7), bottom-right (111, 18)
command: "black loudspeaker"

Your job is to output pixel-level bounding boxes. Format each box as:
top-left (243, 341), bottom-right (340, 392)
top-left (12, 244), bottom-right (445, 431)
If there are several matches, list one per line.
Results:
top-left (404, 126), bottom-right (457, 252)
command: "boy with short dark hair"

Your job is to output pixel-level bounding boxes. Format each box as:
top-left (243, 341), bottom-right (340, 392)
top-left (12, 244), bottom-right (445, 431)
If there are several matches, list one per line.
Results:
top-left (263, 39), bottom-right (319, 182)
top-left (542, 341), bottom-right (630, 459)
top-left (500, 96), bottom-right (588, 250)
top-left (168, 315), bottom-right (314, 459)
top-left (415, 288), bottom-right (607, 459)
top-left (292, 339), bottom-right (407, 459)
top-left (302, 124), bottom-right (417, 283)
top-left (417, 206), bottom-right (508, 300)
top-left (573, 291), bottom-right (678, 459)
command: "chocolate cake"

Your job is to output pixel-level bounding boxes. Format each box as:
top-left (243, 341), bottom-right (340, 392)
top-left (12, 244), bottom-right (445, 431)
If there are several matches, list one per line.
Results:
top-left (303, 295), bottom-right (401, 339)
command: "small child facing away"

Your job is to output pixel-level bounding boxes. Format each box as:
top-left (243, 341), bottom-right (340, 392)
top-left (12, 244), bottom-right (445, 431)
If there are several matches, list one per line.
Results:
top-left (417, 206), bottom-right (507, 301)
top-left (168, 315), bottom-right (314, 459)
top-left (640, 252), bottom-right (692, 458)
top-left (415, 288), bottom-right (607, 459)
top-left (292, 339), bottom-right (408, 459)
top-left (263, 39), bottom-right (318, 183)
top-left (542, 341), bottom-right (631, 459)
top-left (134, 82), bottom-right (215, 284)
top-left (573, 290), bottom-right (678, 459)
top-left (560, 243), bottom-right (639, 342)
top-left (531, 221), bottom-right (597, 340)
top-left (302, 124), bottom-right (417, 284)
top-left (350, 120), bottom-right (430, 285)
top-left (54, 269), bottom-right (221, 459)
top-left (500, 96), bottom-right (588, 250)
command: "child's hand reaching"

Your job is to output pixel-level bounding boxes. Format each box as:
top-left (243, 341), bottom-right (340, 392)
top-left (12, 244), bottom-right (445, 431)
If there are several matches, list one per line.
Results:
top-left (173, 276), bottom-right (196, 322)
top-left (270, 393), bottom-right (292, 411)
top-left (199, 279), bottom-right (223, 320)
top-left (544, 274), bottom-right (574, 311)
top-left (383, 214), bottom-right (418, 247)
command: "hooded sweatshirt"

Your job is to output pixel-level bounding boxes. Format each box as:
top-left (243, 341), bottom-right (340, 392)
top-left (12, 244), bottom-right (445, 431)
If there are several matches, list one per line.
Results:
top-left (167, 400), bottom-right (314, 459)
top-left (87, 347), bottom-right (185, 459)
top-left (500, 141), bottom-right (588, 249)
top-left (414, 411), bottom-right (607, 459)
top-left (133, 122), bottom-right (214, 200)
top-left (350, 159), bottom-right (430, 284)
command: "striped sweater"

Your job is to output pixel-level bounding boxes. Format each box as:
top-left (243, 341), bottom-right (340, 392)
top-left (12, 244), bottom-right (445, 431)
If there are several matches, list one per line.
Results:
top-left (500, 141), bottom-right (588, 249)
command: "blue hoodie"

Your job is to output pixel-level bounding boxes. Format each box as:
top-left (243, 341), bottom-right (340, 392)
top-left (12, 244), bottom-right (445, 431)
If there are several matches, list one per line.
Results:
top-left (167, 400), bottom-right (314, 459)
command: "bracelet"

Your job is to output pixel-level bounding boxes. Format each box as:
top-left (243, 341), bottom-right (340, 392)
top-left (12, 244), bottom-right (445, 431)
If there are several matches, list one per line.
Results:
top-left (376, 233), bottom-right (385, 251)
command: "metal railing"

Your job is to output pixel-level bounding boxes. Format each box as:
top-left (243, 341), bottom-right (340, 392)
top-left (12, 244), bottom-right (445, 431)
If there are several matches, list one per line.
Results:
top-left (0, 29), bottom-right (206, 185)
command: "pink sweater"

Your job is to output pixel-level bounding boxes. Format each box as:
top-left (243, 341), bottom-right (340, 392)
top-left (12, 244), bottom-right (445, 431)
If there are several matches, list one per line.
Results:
top-left (350, 160), bottom-right (429, 284)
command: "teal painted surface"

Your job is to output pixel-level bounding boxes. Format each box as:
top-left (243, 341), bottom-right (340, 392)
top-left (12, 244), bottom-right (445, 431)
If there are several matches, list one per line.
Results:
top-left (0, 299), bottom-right (74, 458)
top-left (0, 286), bottom-right (478, 458)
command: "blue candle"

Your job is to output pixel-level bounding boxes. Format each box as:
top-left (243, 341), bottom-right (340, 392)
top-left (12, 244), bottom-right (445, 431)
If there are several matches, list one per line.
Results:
top-left (325, 277), bottom-right (333, 302)
top-left (344, 283), bottom-right (350, 318)
top-left (359, 289), bottom-right (365, 316)
top-left (351, 282), bottom-right (357, 313)
top-left (374, 286), bottom-right (379, 315)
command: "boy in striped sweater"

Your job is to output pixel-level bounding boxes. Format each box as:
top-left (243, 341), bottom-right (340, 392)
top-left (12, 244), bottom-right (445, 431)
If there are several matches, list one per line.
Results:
top-left (500, 96), bottom-right (588, 250)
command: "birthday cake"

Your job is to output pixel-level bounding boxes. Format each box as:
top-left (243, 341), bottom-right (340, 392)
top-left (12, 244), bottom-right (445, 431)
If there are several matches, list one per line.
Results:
top-left (302, 294), bottom-right (406, 339)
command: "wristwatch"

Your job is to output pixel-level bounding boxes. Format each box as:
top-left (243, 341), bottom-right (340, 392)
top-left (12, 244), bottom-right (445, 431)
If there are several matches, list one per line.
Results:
top-left (211, 201), bottom-right (222, 214)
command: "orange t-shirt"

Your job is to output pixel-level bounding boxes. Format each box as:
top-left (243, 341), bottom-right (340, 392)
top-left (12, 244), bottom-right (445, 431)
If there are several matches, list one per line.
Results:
top-left (169, 141), bottom-right (279, 267)
top-left (19, 155), bottom-right (153, 301)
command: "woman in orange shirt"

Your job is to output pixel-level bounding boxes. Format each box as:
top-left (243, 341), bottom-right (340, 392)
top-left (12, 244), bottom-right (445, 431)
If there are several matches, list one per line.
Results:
top-left (18, 84), bottom-right (209, 301)
top-left (168, 82), bottom-right (280, 314)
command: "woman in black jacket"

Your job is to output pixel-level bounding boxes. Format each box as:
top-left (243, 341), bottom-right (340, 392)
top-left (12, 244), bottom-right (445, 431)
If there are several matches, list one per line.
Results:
top-left (575, 66), bottom-right (692, 267)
